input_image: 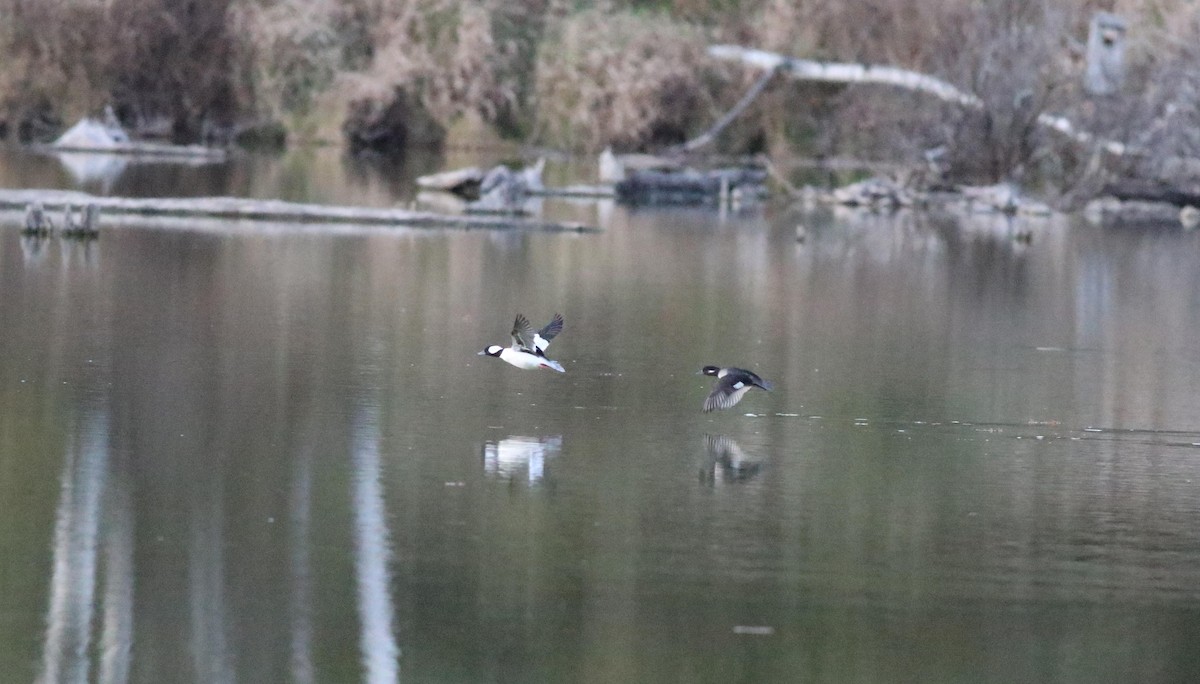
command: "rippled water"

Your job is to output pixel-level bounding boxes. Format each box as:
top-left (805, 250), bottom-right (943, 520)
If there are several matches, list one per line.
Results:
top-left (2, 149), bottom-right (1200, 682)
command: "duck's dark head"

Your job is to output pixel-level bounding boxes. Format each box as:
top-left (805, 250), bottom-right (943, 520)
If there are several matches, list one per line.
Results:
top-left (479, 345), bottom-right (503, 357)
top-left (699, 365), bottom-right (721, 377)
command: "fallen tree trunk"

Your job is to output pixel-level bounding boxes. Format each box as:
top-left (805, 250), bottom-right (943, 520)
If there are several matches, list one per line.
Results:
top-left (707, 44), bottom-right (1128, 156)
top-left (0, 189), bottom-right (596, 233)
top-left (1099, 180), bottom-right (1200, 207)
top-left (677, 65), bottom-right (780, 153)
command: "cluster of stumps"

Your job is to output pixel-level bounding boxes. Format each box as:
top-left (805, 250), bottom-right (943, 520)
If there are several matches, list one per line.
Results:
top-left (22, 202), bottom-right (100, 239)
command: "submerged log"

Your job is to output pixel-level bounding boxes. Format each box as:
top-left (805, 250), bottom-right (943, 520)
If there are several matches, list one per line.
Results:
top-left (530, 184), bottom-right (615, 199)
top-left (0, 189), bottom-right (596, 233)
top-left (614, 168), bottom-right (767, 206)
top-left (830, 177), bottom-right (915, 209)
top-left (810, 177), bottom-right (1052, 216)
top-left (1100, 180), bottom-right (1200, 208)
top-left (1086, 181), bottom-right (1200, 226)
top-left (1084, 197), bottom-right (1200, 226)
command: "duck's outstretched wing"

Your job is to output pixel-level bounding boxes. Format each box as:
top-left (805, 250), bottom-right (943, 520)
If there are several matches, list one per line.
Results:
top-left (511, 314), bottom-right (535, 351)
top-left (533, 313), bottom-right (564, 353)
top-left (703, 374), bottom-right (755, 412)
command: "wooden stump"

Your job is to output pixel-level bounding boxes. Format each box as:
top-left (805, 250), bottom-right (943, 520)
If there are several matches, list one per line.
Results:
top-left (22, 202), bottom-right (52, 236)
top-left (62, 203), bottom-right (100, 239)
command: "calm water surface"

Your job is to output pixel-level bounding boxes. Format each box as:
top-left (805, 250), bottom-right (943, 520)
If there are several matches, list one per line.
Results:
top-left (2, 149), bottom-right (1200, 682)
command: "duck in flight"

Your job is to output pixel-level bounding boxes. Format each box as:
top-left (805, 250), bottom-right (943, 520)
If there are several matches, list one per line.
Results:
top-left (699, 365), bottom-right (773, 412)
top-left (479, 314), bottom-right (566, 373)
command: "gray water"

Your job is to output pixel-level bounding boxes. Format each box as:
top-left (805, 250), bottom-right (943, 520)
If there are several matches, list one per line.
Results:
top-left (3, 149), bottom-right (1200, 683)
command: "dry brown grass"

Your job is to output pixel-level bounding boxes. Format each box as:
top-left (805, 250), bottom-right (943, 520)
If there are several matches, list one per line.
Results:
top-left (352, 0), bottom-right (521, 128)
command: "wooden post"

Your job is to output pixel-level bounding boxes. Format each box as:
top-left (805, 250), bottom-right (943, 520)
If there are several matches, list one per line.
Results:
top-left (62, 203), bottom-right (101, 239)
top-left (83, 204), bottom-right (100, 236)
top-left (1085, 12), bottom-right (1126, 96)
top-left (62, 204), bottom-right (78, 234)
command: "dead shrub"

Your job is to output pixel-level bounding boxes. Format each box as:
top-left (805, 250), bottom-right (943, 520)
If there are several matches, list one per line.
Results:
top-left (531, 9), bottom-right (717, 152)
top-left (229, 1), bottom-right (347, 119)
top-left (358, 1), bottom-right (520, 134)
top-left (0, 0), bottom-right (113, 138)
top-left (1101, 2), bottom-right (1200, 183)
top-left (0, 0), bottom-right (249, 142)
top-left (107, 0), bottom-right (247, 141)
top-left (935, 2), bottom-right (1081, 183)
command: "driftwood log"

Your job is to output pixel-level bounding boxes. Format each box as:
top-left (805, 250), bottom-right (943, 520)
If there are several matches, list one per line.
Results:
top-left (467, 159), bottom-right (546, 215)
top-left (0, 189), bottom-right (596, 233)
top-left (417, 166), bottom-right (613, 201)
top-left (416, 159), bottom-right (550, 215)
top-left (415, 166), bottom-right (484, 195)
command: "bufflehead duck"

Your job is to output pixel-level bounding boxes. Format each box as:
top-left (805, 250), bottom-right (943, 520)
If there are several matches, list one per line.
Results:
top-left (478, 314), bottom-right (566, 373)
top-left (699, 365), bottom-right (773, 412)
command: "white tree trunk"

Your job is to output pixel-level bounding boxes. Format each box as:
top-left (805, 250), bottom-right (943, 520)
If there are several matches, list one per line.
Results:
top-left (707, 45), bottom-right (1127, 156)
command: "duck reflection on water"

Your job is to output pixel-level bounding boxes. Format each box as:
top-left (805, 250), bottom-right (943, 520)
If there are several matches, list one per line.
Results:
top-left (700, 434), bottom-right (763, 485)
top-left (482, 435), bottom-right (563, 485)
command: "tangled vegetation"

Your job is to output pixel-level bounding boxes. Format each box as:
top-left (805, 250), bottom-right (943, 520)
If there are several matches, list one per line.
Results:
top-left (1, 0), bottom-right (1199, 188)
